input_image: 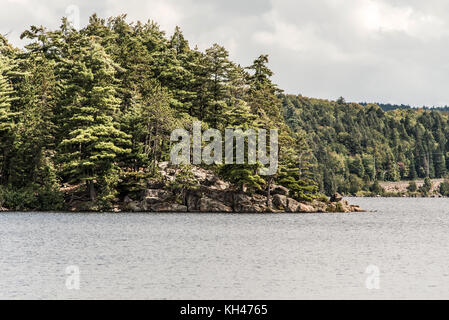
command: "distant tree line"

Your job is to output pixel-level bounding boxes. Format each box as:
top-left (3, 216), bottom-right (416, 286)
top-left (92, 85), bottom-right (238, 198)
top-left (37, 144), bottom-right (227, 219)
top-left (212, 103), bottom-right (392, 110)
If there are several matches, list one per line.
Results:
top-left (283, 95), bottom-right (449, 195)
top-left (359, 102), bottom-right (449, 113)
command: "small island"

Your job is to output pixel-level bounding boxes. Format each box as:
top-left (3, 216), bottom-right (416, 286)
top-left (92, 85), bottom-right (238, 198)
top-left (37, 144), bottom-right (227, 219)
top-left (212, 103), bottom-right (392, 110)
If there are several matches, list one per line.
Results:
top-left (0, 16), bottom-right (366, 213)
top-left (61, 163), bottom-right (364, 213)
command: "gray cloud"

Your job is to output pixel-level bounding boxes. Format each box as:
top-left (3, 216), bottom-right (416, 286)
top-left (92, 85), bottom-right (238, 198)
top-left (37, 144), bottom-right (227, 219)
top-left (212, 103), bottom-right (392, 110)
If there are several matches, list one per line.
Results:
top-left (2, 0), bottom-right (449, 106)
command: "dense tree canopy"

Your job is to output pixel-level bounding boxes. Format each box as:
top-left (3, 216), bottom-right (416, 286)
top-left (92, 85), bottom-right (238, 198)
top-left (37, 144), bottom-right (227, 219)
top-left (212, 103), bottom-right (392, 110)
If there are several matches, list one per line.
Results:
top-left (0, 15), bottom-right (317, 210)
top-left (282, 94), bottom-right (449, 195)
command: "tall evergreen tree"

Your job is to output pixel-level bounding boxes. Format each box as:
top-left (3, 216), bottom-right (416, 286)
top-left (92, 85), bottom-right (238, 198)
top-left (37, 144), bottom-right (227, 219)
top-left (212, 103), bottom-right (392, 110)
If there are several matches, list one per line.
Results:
top-left (0, 55), bottom-right (15, 184)
top-left (57, 31), bottom-right (131, 204)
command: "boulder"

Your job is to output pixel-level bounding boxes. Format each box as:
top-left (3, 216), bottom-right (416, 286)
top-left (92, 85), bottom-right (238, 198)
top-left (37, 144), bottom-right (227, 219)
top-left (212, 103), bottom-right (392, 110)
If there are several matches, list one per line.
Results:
top-left (312, 200), bottom-right (328, 212)
top-left (209, 179), bottom-right (230, 191)
top-left (297, 202), bottom-right (316, 213)
top-left (199, 197), bottom-right (233, 213)
top-left (140, 200), bottom-right (149, 211)
top-left (272, 194), bottom-right (288, 210)
top-left (350, 205), bottom-right (365, 212)
top-left (234, 193), bottom-right (253, 204)
top-left (128, 201), bottom-right (142, 212)
top-left (123, 195), bottom-right (133, 204)
top-left (151, 203), bottom-right (188, 212)
top-left (327, 200), bottom-right (352, 213)
top-left (341, 200), bottom-right (352, 213)
top-left (200, 187), bottom-right (234, 204)
top-left (252, 194), bottom-right (267, 202)
top-left (272, 185), bottom-right (289, 196)
top-left (286, 198), bottom-right (300, 213)
top-left (203, 174), bottom-right (217, 186)
top-left (252, 194), bottom-right (269, 208)
top-left (233, 193), bottom-right (253, 212)
top-left (186, 194), bottom-right (200, 212)
top-left (330, 193), bottom-right (343, 202)
top-left (0, 207), bottom-right (9, 212)
top-left (145, 197), bottom-right (161, 205)
top-left (250, 205), bottom-right (266, 213)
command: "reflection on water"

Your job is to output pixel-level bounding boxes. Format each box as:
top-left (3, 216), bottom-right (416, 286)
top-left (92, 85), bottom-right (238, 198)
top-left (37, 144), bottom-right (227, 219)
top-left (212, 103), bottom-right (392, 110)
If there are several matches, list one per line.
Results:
top-left (1, 197), bottom-right (449, 299)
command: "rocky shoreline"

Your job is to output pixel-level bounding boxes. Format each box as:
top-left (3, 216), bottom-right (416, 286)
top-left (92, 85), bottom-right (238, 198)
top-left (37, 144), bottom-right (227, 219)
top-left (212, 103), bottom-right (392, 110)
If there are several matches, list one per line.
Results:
top-left (378, 179), bottom-right (445, 197)
top-left (0, 164), bottom-right (365, 213)
top-left (97, 164), bottom-right (363, 214)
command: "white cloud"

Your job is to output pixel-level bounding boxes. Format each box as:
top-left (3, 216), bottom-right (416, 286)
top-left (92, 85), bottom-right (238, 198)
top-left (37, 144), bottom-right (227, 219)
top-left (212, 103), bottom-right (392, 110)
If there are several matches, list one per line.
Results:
top-left (356, 0), bottom-right (448, 40)
top-left (2, 0), bottom-right (449, 106)
top-left (104, 0), bottom-right (183, 32)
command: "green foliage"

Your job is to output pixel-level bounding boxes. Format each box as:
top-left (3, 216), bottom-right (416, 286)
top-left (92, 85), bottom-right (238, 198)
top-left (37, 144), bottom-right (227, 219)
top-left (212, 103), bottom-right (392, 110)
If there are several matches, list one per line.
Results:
top-left (277, 167), bottom-right (318, 202)
top-left (117, 171), bottom-right (155, 200)
top-left (370, 181), bottom-right (385, 195)
top-left (0, 54), bottom-right (15, 185)
top-left (407, 181), bottom-right (418, 192)
top-left (220, 164), bottom-right (266, 193)
top-left (419, 177), bottom-right (432, 196)
top-left (168, 165), bottom-right (200, 203)
top-left (55, 31), bottom-right (131, 205)
top-left (439, 179), bottom-right (449, 196)
top-left (0, 185), bottom-right (64, 211)
top-left (283, 94), bottom-right (449, 195)
top-left (168, 165), bottom-right (199, 192)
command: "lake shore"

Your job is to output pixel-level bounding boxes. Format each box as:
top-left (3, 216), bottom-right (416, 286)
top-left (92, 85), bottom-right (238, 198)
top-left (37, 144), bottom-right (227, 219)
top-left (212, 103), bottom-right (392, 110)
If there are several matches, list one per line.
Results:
top-left (0, 164), bottom-right (365, 214)
top-left (379, 179), bottom-right (444, 195)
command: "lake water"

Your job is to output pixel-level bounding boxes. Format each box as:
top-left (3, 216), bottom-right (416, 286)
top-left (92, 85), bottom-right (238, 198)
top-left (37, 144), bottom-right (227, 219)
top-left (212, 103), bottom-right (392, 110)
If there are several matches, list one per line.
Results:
top-left (1, 197), bottom-right (449, 300)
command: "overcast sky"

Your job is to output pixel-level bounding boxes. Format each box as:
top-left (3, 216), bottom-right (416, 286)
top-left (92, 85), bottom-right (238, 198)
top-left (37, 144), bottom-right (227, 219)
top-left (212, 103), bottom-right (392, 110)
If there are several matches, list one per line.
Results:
top-left (3, 0), bottom-right (449, 107)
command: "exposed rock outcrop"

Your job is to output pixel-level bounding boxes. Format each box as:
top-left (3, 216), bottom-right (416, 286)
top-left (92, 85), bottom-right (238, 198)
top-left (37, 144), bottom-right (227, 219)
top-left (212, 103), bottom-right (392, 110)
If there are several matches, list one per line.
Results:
top-left (198, 197), bottom-right (233, 213)
top-left (150, 203), bottom-right (188, 212)
top-left (272, 194), bottom-right (288, 210)
top-left (119, 163), bottom-right (364, 214)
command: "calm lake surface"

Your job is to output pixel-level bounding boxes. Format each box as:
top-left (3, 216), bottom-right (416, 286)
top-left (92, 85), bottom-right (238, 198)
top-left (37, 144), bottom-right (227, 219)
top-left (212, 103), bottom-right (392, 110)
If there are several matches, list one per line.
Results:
top-left (1, 197), bottom-right (449, 299)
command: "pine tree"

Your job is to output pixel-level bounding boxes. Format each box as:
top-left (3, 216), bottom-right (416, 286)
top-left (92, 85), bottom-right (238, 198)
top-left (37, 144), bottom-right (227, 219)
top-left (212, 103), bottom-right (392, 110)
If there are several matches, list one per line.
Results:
top-left (57, 32), bottom-right (131, 204)
top-left (0, 56), bottom-right (15, 184)
top-left (203, 44), bottom-right (232, 126)
top-left (278, 131), bottom-right (318, 202)
top-left (166, 26), bottom-right (197, 116)
top-left (246, 54), bottom-right (274, 90)
top-left (245, 54), bottom-right (319, 202)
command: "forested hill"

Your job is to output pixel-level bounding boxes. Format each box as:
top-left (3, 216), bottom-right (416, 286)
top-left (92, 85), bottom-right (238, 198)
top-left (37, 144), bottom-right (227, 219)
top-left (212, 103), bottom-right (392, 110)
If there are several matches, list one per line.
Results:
top-left (359, 102), bottom-right (449, 113)
top-left (282, 94), bottom-right (449, 195)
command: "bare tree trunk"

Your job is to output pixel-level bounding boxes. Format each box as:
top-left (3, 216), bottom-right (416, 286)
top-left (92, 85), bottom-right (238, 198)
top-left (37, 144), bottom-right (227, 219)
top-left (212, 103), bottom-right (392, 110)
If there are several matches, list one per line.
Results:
top-left (267, 177), bottom-right (273, 208)
top-left (88, 181), bottom-right (96, 202)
